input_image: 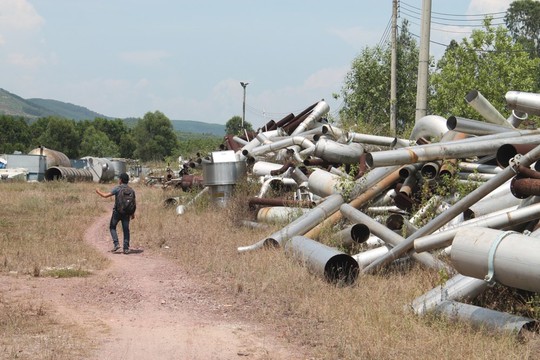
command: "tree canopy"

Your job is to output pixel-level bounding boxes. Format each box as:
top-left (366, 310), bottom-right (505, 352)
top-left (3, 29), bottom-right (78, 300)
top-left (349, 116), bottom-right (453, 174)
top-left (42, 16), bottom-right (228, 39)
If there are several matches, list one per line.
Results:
top-left (430, 20), bottom-right (540, 120)
top-left (338, 20), bottom-right (421, 135)
top-left (225, 115), bottom-right (254, 136)
top-left (132, 111), bottom-right (179, 161)
top-left (505, 0), bottom-right (540, 58)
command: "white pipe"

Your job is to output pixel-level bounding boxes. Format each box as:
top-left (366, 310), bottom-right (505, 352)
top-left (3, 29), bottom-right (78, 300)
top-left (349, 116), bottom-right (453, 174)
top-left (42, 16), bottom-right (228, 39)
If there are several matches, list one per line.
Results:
top-left (465, 90), bottom-right (511, 127)
top-left (290, 100), bottom-right (330, 136)
top-left (452, 227), bottom-right (540, 292)
top-left (506, 91), bottom-right (540, 116)
top-left (257, 206), bottom-right (311, 224)
top-left (409, 115), bottom-right (448, 141)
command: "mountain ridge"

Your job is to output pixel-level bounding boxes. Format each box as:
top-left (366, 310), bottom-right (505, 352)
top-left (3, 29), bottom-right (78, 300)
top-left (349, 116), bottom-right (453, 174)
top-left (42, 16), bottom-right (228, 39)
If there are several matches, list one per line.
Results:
top-left (0, 88), bottom-right (225, 136)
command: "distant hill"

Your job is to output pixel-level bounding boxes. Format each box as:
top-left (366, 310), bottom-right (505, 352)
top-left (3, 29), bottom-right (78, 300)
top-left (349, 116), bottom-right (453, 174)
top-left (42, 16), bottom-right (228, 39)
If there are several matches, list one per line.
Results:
top-left (0, 88), bottom-right (225, 136)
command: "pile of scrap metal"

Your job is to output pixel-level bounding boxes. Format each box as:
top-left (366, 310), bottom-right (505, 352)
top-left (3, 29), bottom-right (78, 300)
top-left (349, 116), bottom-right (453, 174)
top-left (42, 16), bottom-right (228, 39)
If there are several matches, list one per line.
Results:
top-left (217, 90), bottom-right (540, 336)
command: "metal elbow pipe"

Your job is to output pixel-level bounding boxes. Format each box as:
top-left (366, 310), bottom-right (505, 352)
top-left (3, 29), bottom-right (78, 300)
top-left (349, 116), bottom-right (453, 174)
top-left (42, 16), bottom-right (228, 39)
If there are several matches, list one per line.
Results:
top-left (290, 100), bottom-right (330, 136)
top-left (409, 115), bottom-right (448, 141)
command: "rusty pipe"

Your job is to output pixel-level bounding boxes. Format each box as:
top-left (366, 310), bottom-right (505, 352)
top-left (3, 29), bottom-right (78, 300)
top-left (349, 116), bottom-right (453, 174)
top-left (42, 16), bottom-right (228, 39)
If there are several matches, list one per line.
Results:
top-left (510, 177), bottom-right (540, 198)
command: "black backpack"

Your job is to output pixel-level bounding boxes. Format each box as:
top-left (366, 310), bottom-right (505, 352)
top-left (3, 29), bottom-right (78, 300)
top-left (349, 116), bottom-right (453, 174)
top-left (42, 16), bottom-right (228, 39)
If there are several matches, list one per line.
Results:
top-left (116, 185), bottom-right (136, 215)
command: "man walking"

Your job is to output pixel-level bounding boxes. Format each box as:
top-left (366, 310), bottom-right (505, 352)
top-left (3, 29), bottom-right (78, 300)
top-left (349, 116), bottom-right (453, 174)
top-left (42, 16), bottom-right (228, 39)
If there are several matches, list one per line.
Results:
top-left (95, 172), bottom-right (136, 254)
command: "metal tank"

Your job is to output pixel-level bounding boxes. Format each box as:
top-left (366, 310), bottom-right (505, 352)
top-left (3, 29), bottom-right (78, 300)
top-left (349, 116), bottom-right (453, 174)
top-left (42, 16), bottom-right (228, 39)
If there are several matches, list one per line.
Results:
top-left (202, 150), bottom-right (246, 207)
top-left (29, 146), bottom-right (71, 168)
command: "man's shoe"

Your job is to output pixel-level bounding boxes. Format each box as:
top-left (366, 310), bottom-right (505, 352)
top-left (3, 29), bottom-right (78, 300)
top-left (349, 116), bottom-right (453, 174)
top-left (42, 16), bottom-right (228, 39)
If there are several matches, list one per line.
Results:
top-left (123, 249), bottom-right (129, 255)
top-left (111, 245), bottom-right (120, 253)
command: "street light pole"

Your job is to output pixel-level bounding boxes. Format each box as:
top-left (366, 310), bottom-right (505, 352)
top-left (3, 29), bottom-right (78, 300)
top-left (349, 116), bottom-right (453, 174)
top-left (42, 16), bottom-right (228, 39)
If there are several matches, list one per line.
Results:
top-left (240, 81), bottom-right (249, 128)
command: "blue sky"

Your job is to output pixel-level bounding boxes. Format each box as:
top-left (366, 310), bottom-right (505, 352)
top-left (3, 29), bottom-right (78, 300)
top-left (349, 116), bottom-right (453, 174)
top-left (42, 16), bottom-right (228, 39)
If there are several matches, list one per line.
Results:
top-left (0, 0), bottom-right (512, 128)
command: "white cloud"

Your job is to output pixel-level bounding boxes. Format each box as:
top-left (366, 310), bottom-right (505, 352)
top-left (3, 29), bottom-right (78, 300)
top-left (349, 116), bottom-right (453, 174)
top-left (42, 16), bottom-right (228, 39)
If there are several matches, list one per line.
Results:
top-left (467, 0), bottom-right (513, 14)
top-left (0, 0), bottom-right (43, 32)
top-left (302, 66), bottom-right (348, 90)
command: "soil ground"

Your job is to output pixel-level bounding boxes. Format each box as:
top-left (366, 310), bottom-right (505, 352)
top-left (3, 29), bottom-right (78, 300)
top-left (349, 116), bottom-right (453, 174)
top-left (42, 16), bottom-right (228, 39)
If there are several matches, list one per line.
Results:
top-left (2, 213), bottom-right (309, 360)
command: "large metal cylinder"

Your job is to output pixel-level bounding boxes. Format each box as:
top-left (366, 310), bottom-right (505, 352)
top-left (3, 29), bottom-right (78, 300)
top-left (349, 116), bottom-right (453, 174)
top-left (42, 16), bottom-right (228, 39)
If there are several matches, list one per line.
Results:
top-left (86, 157), bottom-right (116, 183)
top-left (452, 227), bottom-right (540, 292)
top-left (284, 235), bottom-right (359, 284)
top-left (45, 166), bottom-right (93, 182)
top-left (506, 91), bottom-right (540, 116)
top-left (29, 147), bottom-right (71, 168)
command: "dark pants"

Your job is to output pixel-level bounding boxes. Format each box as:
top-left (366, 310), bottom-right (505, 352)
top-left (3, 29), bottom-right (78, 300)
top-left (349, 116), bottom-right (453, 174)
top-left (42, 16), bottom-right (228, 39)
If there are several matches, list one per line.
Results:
top-left (110, 210), bottom-right (131, 250)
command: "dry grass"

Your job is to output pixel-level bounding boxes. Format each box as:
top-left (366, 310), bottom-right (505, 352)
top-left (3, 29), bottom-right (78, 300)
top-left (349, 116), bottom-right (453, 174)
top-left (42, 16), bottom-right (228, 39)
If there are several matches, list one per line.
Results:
top-left (1, 180), bottom-right (540, 359)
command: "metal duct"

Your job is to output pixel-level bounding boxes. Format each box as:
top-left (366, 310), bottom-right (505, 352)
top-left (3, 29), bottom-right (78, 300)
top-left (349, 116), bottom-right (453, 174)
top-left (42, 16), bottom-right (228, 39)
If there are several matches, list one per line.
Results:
top-left (346, 132), bottom-right (409, 148)
top-left (510, 177), bottom-right (540, 198)
top-left (433, 300), bottom-right (538, 336)
top-left (312, 138), bottom-right (364, 164)
top-left (86, 157), bottom-right (116, 183)
top-left (307, 169), bottom-right (341, 197)
top-left (252, 161), bottom-right (286, 177)
top-left (410, 274), bottom-right (488, 315)
top-left (284, 235), bottom-right (359, 285)
top-left (45, 166), bottom-right (93, 182)
top-left (465, 90), bottom-right (511, 127)
top-left (505, 91), bottom-right (540, 116)
top-left (452, 227), bottom-right (540, 292)
top-left (246, 136), bottom-right (315, 158)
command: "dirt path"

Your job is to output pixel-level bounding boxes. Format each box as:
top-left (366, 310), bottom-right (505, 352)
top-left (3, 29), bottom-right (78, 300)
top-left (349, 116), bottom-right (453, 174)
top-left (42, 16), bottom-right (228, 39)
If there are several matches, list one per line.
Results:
top-left (4, 214), bottom-right (307, 360)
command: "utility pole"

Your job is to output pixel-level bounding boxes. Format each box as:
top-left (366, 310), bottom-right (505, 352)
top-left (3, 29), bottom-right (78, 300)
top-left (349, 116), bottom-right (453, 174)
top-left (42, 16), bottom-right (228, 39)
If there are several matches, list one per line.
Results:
top-left (415, 0), bottom-right (431, 121)
top-left (390, 0), bottom-right (398, 135)
top-left (240, 81), bottom-right (249, 128)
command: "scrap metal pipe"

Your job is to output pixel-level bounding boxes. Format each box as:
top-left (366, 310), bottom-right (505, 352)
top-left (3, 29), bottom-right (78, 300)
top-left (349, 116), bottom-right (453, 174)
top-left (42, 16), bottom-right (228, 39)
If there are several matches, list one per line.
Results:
top-left (506, 91), bottom-right (540, 116)
top-left (433, 300), bottom-right (538, 336)
top-left (465, 89), bottom-right (510, 127)
top-left (45, 166), bottom-right (93, 182)
top-left (237, 193), bottom-right (345, 252)
top-left (413, 201), bottom-right (540, 253)
top-left (340, 204), bottom-right (449, 271)
top-left (249, 197), bottom-right (315, 208)
top-left (307, 169), bottom-right (342, 197)
top-left (409, 115), bottom-right (448, 141)
top-left (290, 100), bottom-right (330, 136)
top-left (257, 206), bottom-right (311, 224)
top-left (362, 143), bottom-right (540, 274)
top-left (410, 274), bottom-right (488, 315)
top-left (312, 138), bottom-right (364, 164)
top-left (304, 166), bottom-right (401, 239)
top-left (366, 131), bottom-right (540, 168)
top-left (336, 224), bottom-right (370, 248)
top-left (452, 227), bottom-right (540, 292)
top-left (446, 116), bottom-right (515, 136)
top-left (246, 136), bottom-right (315, 158)
top-left (510, 177), bottom-right (540, 198)
top-left (496, 143), bottom-right (537, 168)
top-left (352, 246), bottom-right (391, 269)
top-left (284, 235), bottom-right (359, 284)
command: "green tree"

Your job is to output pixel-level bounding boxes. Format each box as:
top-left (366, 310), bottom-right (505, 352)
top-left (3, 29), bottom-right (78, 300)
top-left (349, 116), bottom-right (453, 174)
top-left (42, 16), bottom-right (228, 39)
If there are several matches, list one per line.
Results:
top-left (505, 0), bottom-right (540, 57)
top-left (34, 116), bottom-right (80, 158)
top-left (80, 125), bottom-right (120, 157)
top-left (132, 111), bottom-right (179, 161)
top-left (225, 115), bottom-right (254, 136)
top-left (0, 115), bottom-right (32, 154)
top-left (430, 20), bottom-right (540, 120)
top-left (338, 20), bottom-right (420, 135)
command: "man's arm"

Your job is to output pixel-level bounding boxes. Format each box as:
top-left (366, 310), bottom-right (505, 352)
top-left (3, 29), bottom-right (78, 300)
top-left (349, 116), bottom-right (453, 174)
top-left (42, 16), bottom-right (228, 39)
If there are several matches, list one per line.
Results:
top-left (95, 188), bottom-right (113, 198)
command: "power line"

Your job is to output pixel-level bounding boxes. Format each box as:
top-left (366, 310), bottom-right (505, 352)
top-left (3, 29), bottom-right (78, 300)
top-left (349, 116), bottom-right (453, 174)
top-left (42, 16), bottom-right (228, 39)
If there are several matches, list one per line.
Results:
top-left (401, 1), bottom-right (506, 18)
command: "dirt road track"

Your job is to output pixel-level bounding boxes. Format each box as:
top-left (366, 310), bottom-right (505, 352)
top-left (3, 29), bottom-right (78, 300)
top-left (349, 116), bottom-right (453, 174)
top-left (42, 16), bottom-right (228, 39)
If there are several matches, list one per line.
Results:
top-left (3, 213), bottom-right (307, 360)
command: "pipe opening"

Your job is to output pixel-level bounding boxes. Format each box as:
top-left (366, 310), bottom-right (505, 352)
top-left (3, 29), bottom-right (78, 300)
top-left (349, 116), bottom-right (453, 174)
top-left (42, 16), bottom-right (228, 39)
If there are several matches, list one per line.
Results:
top-left (446, 116), bottom-right (458, 130)
top-left (324, 254), bottom-right (359, 285)
top-left (350, 223), bottom-right (370, 244)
